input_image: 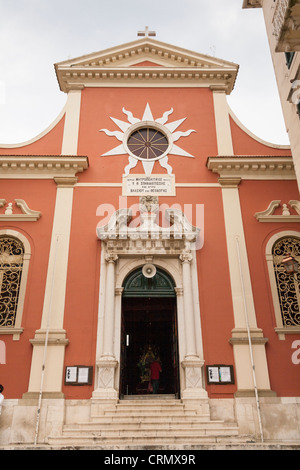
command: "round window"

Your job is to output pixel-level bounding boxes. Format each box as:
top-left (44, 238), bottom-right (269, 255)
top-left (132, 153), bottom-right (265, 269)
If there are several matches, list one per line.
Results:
top-left (127, 127), bottom-right (169, 160)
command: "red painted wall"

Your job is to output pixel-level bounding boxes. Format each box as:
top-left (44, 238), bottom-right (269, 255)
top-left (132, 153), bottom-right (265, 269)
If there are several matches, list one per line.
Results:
top-left (0, 115), bottom-right (65, 156)
top-left (239, 179), bottom-right (300, 396)
top-left (0, 179), bottom-right (57, 398)
top-left (1, 82), bottom-right (298, 400)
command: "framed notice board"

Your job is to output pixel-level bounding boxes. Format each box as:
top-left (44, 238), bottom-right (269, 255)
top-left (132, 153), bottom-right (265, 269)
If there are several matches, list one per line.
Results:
top-left (65, 366), bottom-right (93, 385)
top-left (206, 365), bottom-right (234, 385)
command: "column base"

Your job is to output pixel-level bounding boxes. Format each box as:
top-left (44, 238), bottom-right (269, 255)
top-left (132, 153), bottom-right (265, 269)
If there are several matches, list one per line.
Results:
top-left (93, 357), bottom-right (118, 402)
top-left (181, 357), bottom-right (208, 401)
top-left (92, 388), bottom-right (118, 401)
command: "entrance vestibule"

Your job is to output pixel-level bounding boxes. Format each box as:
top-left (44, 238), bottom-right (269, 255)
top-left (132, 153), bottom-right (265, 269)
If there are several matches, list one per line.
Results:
top-left (119, 267), bottom-right (180, 398)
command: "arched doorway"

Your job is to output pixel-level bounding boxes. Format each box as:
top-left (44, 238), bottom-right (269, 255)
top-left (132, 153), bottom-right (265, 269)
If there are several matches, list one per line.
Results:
top-left (120, 266), bottom-right (180, 398)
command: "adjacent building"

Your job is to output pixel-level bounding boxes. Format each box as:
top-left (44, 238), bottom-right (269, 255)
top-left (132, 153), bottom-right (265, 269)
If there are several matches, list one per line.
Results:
top-left (243, 0), bottom-right (300, 189)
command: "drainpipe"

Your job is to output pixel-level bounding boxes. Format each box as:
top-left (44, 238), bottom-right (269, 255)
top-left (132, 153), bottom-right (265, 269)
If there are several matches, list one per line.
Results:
top-left (235, 236), bottom-right (264, 444)
top-left (34, 235), bottom-right (60, 446)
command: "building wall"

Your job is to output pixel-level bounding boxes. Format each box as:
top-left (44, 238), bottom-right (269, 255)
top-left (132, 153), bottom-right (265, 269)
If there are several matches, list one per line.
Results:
top-left (0, 41), bottom-right (300, 444)
top-left (0, 84), bottom-right (299, 400)
top-left (244, 0), bottom-right (300, 189)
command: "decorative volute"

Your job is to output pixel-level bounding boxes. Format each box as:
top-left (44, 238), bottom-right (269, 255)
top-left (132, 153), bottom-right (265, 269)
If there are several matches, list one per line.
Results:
top-left (97, 197), bottom-right (200, 247)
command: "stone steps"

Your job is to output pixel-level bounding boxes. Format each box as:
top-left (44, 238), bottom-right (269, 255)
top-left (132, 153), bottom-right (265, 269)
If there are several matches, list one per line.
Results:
top-left (63, 421), bottom-right (236, 432)
top-left (47, 398), bottom-right (241, 447)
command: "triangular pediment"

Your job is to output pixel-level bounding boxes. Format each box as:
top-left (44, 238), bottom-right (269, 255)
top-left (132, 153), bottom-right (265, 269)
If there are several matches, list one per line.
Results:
top-left (55, 37), bottom-right (239, 94)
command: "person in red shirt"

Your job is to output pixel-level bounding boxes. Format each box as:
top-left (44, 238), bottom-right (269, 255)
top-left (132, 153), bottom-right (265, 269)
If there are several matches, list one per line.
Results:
top-left (149, 360), bottom-right (162, 394)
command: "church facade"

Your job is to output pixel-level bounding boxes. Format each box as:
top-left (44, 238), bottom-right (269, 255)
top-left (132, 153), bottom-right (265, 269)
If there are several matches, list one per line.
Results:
top-left (0, 32), bottom-right (300, 447)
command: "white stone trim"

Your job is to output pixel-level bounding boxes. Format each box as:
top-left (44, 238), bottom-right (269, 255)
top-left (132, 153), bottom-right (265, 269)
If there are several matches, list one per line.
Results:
top-left (40, 186), bottom-right (74, 330)
top-left (0, 199), bottom-right (41, 221)
top-left (0, 229), bottom-right (31, 340)
top-left (212, 90), bottom-right (234, 155)
top-left (93, 205), bottom-right (206, 400)
top-left (265, 230), bottom-right (300, 339)
top-left (0, 155), bottom-right (88, 179)
top-left (219, 180), bottom-right (273, 394)
top-left (255, 200), bottom-right (300, 222)
top-left (61, 90), bottom-right (82, 155)
top-left (207, 156), bottom-right (295, 179)
top-left (219, 181), bottom-right (257, 329)
top-left (55, 38), bottom-right (238, 95)
top-left (27, 180), bottom-right (76, 395)
top-left (228, 106), bottom-right (290, 150)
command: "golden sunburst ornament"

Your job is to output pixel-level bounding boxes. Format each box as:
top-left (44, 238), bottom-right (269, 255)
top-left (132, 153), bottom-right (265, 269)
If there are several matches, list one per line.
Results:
top-left (100, 104), bottom-right (195, 177)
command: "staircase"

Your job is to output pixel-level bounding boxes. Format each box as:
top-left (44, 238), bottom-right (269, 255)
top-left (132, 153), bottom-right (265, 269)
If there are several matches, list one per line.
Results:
top-left (47, 396), bottom-right (243, 448)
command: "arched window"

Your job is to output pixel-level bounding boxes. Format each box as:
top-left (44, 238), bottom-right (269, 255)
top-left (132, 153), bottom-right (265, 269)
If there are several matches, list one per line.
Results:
top-left (0, 236), bottom-right (24, 327)
top-left (0, 230), bottom-right (31, 340)
top-left (266, 231), bottom-right (300, 339)
top-left (272, 236), bottom-right (300, 328)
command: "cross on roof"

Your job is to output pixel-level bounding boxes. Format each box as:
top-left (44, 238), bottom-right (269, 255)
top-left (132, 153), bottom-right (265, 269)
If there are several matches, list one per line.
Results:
top-left (137, 26), bottom-right (156, 38)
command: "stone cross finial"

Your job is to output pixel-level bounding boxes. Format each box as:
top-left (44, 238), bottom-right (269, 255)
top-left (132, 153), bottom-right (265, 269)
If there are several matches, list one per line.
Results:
top-left (137, 26), bottom-right (156, 38)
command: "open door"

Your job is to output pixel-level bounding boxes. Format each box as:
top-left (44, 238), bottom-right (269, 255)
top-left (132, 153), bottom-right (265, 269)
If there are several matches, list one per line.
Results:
top-left (120, 267), bottom-right (180, 398)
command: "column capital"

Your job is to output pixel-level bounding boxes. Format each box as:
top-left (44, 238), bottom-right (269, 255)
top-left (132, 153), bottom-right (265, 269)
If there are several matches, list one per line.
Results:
top-left (179, 252), bottom-right (193, 264)
top-left (218, 177), bottom-right (241, 188)
top-left (115, 286), bottom-right (124, 296)
top-left (105, 253), bottom-right (118, 264)
top-left (54, 176), bottom-right (78, 188)
top-left (174, 287), bottom-right (183, 296)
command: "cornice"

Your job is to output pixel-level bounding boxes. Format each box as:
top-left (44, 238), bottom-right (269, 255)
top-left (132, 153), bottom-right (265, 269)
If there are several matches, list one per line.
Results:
top-left (56, 66), bottom-right (237, 94)
top-left (55, 38), bottom-right (239, 94)
top-left (56, 38), bottom-right (238, 68)
top-left (0, 155), bottom-right (89, 179)
top-left (206, 155), bottom-right (295, 179)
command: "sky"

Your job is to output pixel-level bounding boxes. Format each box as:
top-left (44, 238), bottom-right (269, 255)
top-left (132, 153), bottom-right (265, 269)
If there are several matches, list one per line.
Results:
top-left (0, 0), bottom-right (290, 146)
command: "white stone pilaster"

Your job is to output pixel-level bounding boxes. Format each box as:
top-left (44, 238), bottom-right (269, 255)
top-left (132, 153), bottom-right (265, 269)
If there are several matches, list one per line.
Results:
top-left (212, 89), bottom-right (234, 156)
top-left (179, 253), bottom-right (208, 401)
top-left (219, 177), bottom-right (274, 396)
top-left (61, 89), bottom-right (82, 155)
top-left (180, 253), bottom-right (198, 359)
top-left (26, 177), bottom-right (76, 397)
top-left (93, 254), bottom-right (118, 401)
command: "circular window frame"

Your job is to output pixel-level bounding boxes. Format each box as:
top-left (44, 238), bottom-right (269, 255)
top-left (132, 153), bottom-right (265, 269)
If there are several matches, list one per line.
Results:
top-left (123, 122), bottom-right (173, 162)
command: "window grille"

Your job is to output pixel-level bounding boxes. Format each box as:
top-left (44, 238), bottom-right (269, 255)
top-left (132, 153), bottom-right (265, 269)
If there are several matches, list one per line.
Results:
top-left (0, 237), bottom-right (24, 327)
top-left (273, 236), bottom-right (300, 327)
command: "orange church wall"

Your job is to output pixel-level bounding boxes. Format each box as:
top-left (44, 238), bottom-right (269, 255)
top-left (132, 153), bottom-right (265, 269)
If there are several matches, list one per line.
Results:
top-left (0, 114), bottom-right (65, 155)
top-left (0, 179), bottom-right (57, 398)
top-left (239, 179), bottom-right (300, 397)
top-left (61, 187), bottom-right (115, 399)
top-left (192, 188), bottom-right (237, 397)
top-left (230, 115), bottom-right (292, 157)
top-left (1, 80), bottom-right (298, 400)
top-left (61, 180), bottom-right (237, 398)
top-left (77, 87), bottom-right (218, 184)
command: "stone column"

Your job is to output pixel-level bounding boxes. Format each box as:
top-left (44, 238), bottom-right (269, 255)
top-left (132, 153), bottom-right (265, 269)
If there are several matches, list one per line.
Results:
top-left (180, 253), bottom-right (198, 359)
top-left (102, 254), bottom-right (118, 359)
top-left (179, 253), bottom-right (208, 402)
top-left (93, 253), bottom-right (118, 401)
